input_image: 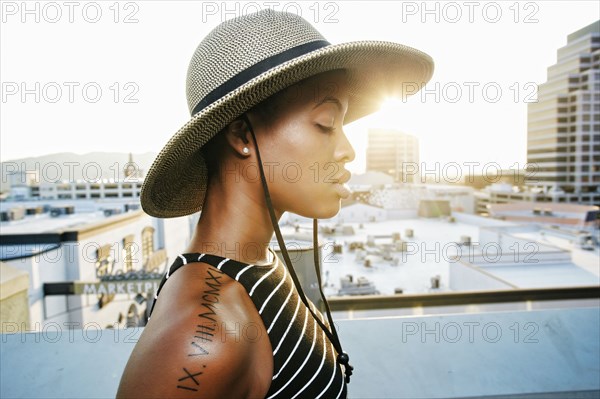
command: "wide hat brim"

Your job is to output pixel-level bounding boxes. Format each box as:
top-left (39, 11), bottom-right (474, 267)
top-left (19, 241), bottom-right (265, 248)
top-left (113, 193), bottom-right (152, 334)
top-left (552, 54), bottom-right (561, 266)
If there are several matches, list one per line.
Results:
top-left (141, 40), bottom-right (434, 218)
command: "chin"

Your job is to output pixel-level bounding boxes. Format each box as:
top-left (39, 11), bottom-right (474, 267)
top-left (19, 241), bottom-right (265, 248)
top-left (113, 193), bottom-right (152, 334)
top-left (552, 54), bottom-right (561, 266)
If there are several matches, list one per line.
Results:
top-left (297, 200), bottom-right (341, 220)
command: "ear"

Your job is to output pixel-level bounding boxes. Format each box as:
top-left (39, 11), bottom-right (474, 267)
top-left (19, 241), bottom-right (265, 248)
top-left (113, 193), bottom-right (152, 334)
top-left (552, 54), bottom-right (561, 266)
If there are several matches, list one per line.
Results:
top-left (223, 118), bottom-right (251, 156)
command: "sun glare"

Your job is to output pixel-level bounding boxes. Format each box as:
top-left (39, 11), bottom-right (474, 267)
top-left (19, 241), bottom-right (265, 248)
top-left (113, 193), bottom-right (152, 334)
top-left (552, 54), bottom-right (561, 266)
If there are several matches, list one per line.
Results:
top-left (369, 97), bottom-right (411, 130)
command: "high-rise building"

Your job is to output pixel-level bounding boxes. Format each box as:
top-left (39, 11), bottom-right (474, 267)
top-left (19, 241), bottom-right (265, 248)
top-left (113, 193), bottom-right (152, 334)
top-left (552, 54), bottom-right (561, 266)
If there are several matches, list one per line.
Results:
top-left (366, 128), bottom-right (419, 183)
top-left (527, 20), bottom-right (600, 205)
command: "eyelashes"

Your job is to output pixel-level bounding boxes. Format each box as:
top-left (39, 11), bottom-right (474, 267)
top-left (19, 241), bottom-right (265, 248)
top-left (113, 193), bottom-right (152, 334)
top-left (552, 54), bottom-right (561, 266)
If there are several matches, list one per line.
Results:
top-left (316, 124), bottom-right (336, 133)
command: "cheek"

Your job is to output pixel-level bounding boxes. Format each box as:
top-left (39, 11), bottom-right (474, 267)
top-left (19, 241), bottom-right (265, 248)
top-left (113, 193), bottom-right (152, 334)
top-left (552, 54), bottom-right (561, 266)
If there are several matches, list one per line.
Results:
top-left (271, 162), bottom-right (340, 218)
top-left (260, 122), bottom-right (339, 214)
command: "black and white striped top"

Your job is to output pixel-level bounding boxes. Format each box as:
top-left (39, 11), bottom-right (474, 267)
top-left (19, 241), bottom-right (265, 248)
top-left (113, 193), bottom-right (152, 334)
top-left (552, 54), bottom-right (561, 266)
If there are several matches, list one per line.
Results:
top-left (149, 248), bottom-right (348, 399)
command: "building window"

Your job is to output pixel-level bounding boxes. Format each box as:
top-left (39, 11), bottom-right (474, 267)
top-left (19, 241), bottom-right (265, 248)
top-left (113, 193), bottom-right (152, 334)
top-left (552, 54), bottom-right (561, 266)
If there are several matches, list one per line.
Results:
top-left (142, 227), bottom-right (155, 266)
top-left (96, 244), bottom-right (114, 278)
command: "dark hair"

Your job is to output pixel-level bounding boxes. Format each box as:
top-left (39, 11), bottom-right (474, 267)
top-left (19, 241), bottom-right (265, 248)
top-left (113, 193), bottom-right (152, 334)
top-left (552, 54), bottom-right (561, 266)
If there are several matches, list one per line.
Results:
top-left (200, 89), bottom-right (286, 180)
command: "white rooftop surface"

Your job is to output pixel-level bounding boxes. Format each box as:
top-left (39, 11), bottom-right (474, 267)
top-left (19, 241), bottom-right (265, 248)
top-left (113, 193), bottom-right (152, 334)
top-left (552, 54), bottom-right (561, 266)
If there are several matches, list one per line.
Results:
top-left (286, 218), bottom-right (481, 295)
top-left (483, 263), bottom-right (600, 288)
top-left (0, 199), bottom-right (141, 234)
top-left (511, 231), bottom-right (600, 277)
top-left (1, 211), bottom-right (116, 234)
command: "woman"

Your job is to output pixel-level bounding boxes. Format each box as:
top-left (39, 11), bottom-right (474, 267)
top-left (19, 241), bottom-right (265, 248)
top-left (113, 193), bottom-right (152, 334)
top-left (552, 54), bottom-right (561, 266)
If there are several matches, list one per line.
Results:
top-left (117, 9), bottom-right (432, 399)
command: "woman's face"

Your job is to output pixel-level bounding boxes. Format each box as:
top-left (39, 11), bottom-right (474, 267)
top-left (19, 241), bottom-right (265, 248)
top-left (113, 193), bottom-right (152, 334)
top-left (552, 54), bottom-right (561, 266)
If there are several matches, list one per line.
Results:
top-left (250, 70), bottom-right (355, 219)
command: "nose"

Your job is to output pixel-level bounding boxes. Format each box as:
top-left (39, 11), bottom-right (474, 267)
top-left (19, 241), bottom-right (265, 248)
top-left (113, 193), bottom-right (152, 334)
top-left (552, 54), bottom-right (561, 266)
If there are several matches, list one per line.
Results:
top-left (335, 129), bottom-right (356, 164)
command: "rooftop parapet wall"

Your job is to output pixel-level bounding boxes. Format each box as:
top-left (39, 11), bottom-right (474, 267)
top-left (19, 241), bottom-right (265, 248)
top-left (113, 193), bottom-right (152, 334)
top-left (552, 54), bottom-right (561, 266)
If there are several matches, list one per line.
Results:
top-left (1, 308), bottom-right (598, 398)
top-left (0, 262), bottom-right (30, 332)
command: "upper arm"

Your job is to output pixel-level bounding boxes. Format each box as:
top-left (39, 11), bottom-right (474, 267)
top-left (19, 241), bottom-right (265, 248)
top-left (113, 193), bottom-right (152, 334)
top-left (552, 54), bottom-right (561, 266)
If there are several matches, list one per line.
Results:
top-left (117, 320), bottom-right (252, 398)
top-left (116, 263), bottom-right (270, 399)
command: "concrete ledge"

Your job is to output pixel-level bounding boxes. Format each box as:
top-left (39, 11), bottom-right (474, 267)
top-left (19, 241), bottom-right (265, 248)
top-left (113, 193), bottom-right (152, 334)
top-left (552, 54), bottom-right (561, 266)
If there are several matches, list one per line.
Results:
top-left (0, 262), bottom-right (29, 301)
top-left (0, 308), bottom-right (598, 398)
top-left (0, 262), bottom-right (30, 332)
top-left (338, 308), bottom-right (600, 398)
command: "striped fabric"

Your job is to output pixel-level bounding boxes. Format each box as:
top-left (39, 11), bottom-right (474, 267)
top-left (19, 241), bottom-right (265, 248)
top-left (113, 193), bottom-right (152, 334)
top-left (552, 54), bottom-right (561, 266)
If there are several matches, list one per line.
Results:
top-left (149, 249), bottom-right (348, 399)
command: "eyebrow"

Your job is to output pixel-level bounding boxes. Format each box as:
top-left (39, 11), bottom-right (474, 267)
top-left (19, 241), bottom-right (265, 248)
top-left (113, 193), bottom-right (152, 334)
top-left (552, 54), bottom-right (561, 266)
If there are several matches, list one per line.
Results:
top-left (313, 96), bottom-right (345, 112)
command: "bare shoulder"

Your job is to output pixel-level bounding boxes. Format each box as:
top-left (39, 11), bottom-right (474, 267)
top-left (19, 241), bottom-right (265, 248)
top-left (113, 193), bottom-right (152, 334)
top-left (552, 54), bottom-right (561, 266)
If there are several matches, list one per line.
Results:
top-left (116, 261), bottom-right (273, 399)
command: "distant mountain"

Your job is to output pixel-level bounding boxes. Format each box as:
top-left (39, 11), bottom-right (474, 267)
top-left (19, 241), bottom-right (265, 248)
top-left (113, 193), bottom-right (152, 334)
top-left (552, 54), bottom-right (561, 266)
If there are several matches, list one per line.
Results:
top-left (1, 152), bottom-right (158, 191)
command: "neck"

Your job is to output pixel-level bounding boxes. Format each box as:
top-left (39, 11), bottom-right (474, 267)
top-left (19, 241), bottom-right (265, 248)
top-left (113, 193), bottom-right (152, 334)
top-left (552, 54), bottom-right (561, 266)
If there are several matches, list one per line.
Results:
top-left (185, 172), bottom-right (283, 264)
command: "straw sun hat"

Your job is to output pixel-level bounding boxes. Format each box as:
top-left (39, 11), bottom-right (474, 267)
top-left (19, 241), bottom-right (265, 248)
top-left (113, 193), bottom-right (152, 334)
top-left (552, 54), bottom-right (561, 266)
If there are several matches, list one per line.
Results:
top-left (140, 9), bottom-right (434, 218)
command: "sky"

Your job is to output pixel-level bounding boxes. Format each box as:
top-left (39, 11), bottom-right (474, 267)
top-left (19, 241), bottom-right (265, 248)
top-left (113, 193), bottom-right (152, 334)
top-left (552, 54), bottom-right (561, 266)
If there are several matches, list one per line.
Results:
top-left (1, 0), bottom-right (599, 176)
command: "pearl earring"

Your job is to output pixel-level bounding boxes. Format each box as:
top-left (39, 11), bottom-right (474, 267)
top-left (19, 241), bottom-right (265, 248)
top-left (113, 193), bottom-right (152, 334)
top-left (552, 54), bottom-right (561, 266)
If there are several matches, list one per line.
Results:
top-left (242, 147), bottom-right (249, 154)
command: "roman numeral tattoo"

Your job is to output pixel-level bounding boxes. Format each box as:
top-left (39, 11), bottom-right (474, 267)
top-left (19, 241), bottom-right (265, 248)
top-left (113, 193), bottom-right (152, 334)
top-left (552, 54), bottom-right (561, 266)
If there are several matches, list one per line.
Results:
top-left (198, 268), bottom-right (223, 322)
top-left (195, 324), bottom-right (216, 342)
top-left (176, 366), bottom-right (206, 392)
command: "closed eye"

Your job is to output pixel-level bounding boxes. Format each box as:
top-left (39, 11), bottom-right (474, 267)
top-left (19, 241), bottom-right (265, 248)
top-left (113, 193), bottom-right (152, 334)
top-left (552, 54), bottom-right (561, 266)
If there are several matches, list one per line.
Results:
top-left (317, 124), bottom-right (336, 133)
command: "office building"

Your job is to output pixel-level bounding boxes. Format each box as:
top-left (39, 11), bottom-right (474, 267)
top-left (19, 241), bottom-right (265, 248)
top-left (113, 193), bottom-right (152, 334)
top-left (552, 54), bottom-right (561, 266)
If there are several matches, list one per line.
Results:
top-left (366, 128), bottom-right (419, 183)
top-left (526, 20), bottom-right (600, 205)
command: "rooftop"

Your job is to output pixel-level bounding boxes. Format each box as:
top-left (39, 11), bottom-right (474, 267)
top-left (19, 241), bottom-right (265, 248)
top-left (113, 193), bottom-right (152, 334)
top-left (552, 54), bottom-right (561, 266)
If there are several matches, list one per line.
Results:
top-left (479, 263), bottom-right (599, 289)
top-left (286, 216), bottom-right (484, 296)
top-left (0, 199), bottom-right (141, 235)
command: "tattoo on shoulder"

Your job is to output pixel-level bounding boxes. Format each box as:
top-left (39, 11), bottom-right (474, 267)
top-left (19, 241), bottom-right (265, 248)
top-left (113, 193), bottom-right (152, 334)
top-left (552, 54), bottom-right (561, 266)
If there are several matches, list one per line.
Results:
top-left (198, 267), bottom-right (223, 323)
top-left (177, 267), bottom-right (224, 392)
top-left (176, 365), bottom-right (206, 392)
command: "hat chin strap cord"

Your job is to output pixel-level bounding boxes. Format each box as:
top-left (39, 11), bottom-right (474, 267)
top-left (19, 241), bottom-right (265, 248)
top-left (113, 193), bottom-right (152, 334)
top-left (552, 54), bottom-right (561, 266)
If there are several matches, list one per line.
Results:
top-left (241, 114), bottom-right (354, 384)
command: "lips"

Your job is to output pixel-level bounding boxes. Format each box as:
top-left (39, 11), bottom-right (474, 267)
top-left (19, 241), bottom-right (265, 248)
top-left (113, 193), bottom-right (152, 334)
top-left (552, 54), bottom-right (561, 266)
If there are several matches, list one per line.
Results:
top-left (333, 170), bottom-right (351, 184)
top-left (331, 169), bottom-right (352, 199)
